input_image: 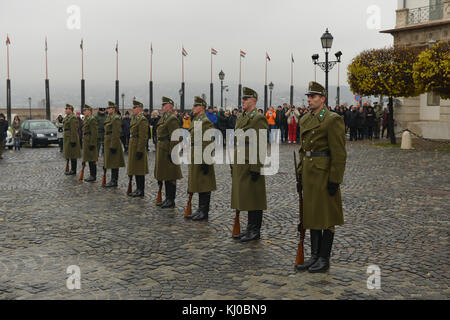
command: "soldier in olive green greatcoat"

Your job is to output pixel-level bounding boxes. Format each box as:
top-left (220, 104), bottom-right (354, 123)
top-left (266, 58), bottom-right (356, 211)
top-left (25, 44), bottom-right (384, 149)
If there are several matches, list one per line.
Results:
top-left (81, 105), bottom-right (98, 182)
top-left (231, 87), bottom-right (269, 242)
top-left (295, 81), bottom-right (347, 273)
top-left (103, 101), bottom-right (125, 188)
top-left (154, 96), bottom-right (183, 208)
top-left (185, 96), bottom-right (216, 221)
top-left (63, 104), bottom-right (81, 175)
top-left (127, 100), bottom-right (149, 197)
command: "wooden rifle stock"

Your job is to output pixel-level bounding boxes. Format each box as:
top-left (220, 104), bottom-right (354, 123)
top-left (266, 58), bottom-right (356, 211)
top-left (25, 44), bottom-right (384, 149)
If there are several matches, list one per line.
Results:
top-left (294, 151), bottom-right (305, 266)
top-left (184, 192), bottom-right (193, 218)
top-left (101, 168), bottom-right (106, 186)
top-left (232, 210), bottom-right (241, 237)
top-left (126, 176), bottom-right (132, 195)
top-left (79, 162), bottom-right (86, 181)
top-left (156, 181), bottom-right (163, 204)
top-left (65, 159), bottom-right (69, 173)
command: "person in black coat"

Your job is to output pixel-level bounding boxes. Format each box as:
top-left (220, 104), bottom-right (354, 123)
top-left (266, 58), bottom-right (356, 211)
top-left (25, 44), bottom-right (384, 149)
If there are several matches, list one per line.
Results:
top-left (120, 111), bottom-right (131, 152)
top-left (365, 106), bottom-right (376, 140)
top-left (348, 106), bottom-right (359, 141)
top-left (0, 113), bottom-right (8, 159)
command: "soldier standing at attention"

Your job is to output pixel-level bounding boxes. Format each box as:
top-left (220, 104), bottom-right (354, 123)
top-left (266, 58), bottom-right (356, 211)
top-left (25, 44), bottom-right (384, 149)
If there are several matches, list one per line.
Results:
top-left (295, 81), bottom-right (347, 273)
top-left (81, 105), bottom-right (98, 182)
top-left (154, 97), bottom-right (183, 209)
top-left (63, 104), bottom-right (81, 175)
top-left (231, 87), bottom-right (269, 242)
top-left (96, 107), bottom-right (106, 156)
top-left (127, 100), bottom-right (149, 197)
top-left (103, 101), bottom-right (125, 188)
top-left (185, 96), bottom-right (216, 221)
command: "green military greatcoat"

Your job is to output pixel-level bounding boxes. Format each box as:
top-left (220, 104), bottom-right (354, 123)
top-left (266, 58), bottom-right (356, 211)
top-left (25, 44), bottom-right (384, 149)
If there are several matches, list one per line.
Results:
top-left (104, 114), bottom-right (125, 169)
top-left (231, 109), bottom-right (269, 211)
top-left (82, 115), bottom-right (98, 162)
top-left (127, 114), bottom-right (149, 176)
top-left (187, 114), bottom-right (216, 193)
top-left (154, 112), bottom-right (183, 181)
top-left (297, 107), bottom-right (347, 230)
top-left (63, 114), bottom-right (81, 159)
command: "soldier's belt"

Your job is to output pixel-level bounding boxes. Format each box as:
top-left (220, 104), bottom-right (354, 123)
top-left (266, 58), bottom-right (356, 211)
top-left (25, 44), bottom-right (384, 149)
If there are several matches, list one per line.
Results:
top-left (131, 135), bottom-right (139, 138)
top-left (158, 137), bottom-right (169, 141)
top-left (304, 151), bottom-right (330, 157)
top-left (105, 132), bottom-right (112, 135)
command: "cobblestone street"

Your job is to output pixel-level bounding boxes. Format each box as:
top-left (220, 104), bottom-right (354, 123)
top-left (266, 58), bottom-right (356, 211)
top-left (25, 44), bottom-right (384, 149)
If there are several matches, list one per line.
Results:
top-left (0, 142), bottom-right (448, 300)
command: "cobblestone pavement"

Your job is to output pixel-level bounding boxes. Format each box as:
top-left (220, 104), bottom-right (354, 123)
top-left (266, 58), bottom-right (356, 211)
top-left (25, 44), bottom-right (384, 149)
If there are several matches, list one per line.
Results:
top-left (0, 141), bottom-right (448, 300)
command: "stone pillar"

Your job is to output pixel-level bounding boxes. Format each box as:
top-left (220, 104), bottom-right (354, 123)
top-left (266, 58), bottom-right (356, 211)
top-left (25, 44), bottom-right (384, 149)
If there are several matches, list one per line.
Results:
top-left (396, 8), bottom-right (409, 28)
top-left (401, 131), bottom-right (413, 150)
top-left (444, 0), bottom-right (450, 20)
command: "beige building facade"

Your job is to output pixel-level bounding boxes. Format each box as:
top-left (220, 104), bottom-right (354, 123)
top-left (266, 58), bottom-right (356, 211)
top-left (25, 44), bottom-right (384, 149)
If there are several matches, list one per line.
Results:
top-left (381, 0), bottom-right (450, 139)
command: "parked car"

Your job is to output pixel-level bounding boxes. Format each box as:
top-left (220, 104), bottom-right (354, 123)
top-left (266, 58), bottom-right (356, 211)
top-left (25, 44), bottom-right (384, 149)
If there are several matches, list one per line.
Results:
top-left (21, 120), bottom-right (58, 148)
top-left (4, 127), bottom-right (13, 150)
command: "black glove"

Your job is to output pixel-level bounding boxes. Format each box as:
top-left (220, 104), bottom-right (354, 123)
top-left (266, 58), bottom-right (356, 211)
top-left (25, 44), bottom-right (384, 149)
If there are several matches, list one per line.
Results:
top-left (296, 173), bottom-right (302, 193)
top-left (70, 142), bottom-right (76, 147)
top-left (297, 222), bottom-right (303, 233)
top-left (89, 145), bottom-right (95, 151)
top-left (250, 171), bottom-right (260, 181)
top-left (110, 148), bottom-right (116, 154)
top-left (136, 152), bottom-right (143, 160)
top-left (201, 164), bottom-right (209, 175)
top-left (327, 182), bottom-right (339, 196)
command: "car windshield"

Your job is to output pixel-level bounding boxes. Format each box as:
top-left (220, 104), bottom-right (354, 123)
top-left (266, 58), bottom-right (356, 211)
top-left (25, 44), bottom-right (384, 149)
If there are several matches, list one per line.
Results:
top-left (29, 121), bottom-right (56, 130)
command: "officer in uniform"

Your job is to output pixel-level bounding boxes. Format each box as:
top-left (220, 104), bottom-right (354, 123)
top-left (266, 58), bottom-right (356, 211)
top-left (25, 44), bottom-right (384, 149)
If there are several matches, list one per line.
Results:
top-left (231, 87), bottom-right (269, 242)
top-left (295, 81), bottom-right (347, 273)
top-left (127, 100), bottom-right (149, 197)
top-left (103, 101), bottom-right (125, 187)
top-left (154, 96), bottom-right (183, 208)
top-left (96, 107), bottom-right (106, 156)
top-left (81, 105), bottom-right (98, 182)
top-left (63, 104), bottom-right (81, 175)
top-left (186, 96), bottom-right (216, 220)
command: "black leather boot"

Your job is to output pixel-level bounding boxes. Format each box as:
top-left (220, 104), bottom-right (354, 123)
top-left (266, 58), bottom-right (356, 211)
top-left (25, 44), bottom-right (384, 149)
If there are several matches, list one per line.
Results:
top-left (65, 159), bottom-right (77, 175)
top-left (308, 229), bottom-right (334, 273)
top-left (296, 230), bottom-right (322, 271)
top-left (161, 181), bottom-right (176, 209)
top-left (84, 162), bottom-right (97, 182)
top-left (104, 168), bottom-right (118, 187)
top-left (131, 176), bottom-right (144, 197)
top-left (240, 211), bottom-right (262, 242)
top-left (192, 192), bottom-right (210, 221)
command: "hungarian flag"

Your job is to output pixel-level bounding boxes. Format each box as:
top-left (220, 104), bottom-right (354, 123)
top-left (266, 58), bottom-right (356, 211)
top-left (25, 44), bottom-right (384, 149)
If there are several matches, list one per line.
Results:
top-left (291, 53), bottom-right (294, 63)
top-left (80, 39), bottom-right (83, 50)
top-left (115, 41), bottom-right (118, 52)
top-left (266, 52), bottom-right (271, 61)
top-left (211, 48), bottom-right (218, 55)
top-left (6, 35), bottom-right (11, 45)
top-left (240, 50), bottom-right (246, 58)
top-left (182, 47), bottom-right (188, 56)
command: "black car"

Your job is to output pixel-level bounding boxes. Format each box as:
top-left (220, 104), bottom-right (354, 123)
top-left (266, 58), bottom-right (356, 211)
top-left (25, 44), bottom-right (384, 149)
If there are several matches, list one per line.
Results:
top-left (21, 120), bottom-right (58, 148)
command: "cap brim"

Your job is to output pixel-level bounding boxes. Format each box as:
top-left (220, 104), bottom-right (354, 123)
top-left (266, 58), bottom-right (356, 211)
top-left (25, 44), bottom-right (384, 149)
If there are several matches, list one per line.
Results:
top-left (305, 91), bottom-right (324, 96)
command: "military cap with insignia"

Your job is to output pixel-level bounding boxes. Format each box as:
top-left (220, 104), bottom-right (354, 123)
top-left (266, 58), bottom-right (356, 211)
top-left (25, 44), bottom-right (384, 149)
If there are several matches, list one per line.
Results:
top-left (133, 100), bottom-right (144, 108)
top-left (65, 104), bottom-right (74, 111)
top-left (194, 96), bottom-right (207, 107)
top-left (84, 104), bottom-right (93, 111)
top-left (305, 81), bottom-right (326, 96)
top-left (107, 101), bottom-right (117, 108)
top-left (242, 87), bottom-right (258, 100)
top-left (162, 96), bottom-right (174, 105)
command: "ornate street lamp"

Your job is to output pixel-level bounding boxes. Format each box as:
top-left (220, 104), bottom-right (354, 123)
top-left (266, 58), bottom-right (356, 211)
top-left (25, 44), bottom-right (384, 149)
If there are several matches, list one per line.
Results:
top-left (268, 82), bottom-right (274, 107)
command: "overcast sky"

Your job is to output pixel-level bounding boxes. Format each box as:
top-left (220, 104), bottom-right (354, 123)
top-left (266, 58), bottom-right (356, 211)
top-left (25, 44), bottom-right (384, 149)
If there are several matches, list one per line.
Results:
top-left (0, 0), bottom-right (396, 107)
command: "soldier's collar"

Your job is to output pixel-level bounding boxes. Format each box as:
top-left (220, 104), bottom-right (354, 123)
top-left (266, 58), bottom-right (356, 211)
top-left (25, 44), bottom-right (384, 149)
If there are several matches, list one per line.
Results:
top-left (164, 112), bottom-right (172, 119)
top-left (196, 114), bottom-right (205, 121)
top-left (312, 107), bottom-right (327, 121)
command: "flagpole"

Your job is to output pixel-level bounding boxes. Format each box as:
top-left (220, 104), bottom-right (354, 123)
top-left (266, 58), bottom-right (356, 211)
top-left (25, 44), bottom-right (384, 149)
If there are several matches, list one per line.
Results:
top-left (238, 52), bottom-right (242, 107)
top-left (290, 54), bottom-right (294, 106)
top-left (210, 51), bottom-right (213, 107)
top-left (45, 37), bottom-right (51, 120)
top-left (115, 41), bottom-right (119, 107)
top-left (81, 39), bottom-right (85, 113)
top-left (181, 46), bottom-right (185, 112)
top-left (264, 54), bottom-right (268, 113)
top-left (6, 35), bottom-right (11, 125)
top-left (149, 43), bottom-right (153, 112)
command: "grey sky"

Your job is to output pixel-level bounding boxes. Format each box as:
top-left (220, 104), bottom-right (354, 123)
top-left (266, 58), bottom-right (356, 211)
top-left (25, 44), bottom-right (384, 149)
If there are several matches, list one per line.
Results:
top-left (0, 0), bottom-right (396, 107)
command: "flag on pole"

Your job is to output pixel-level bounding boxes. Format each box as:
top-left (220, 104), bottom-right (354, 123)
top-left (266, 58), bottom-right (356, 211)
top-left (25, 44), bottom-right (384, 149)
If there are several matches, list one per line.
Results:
top-left (45, 37), bottom-right (48, 51)
top-left (182, 47), bottom-right (188, 57)
top-left (291, 53), bottom-right (294, 63)
top-left (6, 35), bottom-right (11, 45)
top-left (211, 48), bottom-right (218, 55)
top-left (266, 52), bottom-right (271, 61)
top-left (240, 50), bottom-right (246, 58)
top-left (115, 41), bottom-right (118, 52)
top-left (80, 39), bottom-right (83, 50)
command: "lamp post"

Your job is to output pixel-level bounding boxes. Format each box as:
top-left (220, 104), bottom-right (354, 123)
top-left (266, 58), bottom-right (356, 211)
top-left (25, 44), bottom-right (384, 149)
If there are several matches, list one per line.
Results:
top-left (268, 82), bottom-right (274, 107)
top-left (28, 97), bottom-right (32, 119)
top-left (178, 88), bottom-right (183, 109)
top-left (219, 70), bottom-right (225, 109)
top-left (121, 93), bottom-right (125, 115)
top-left (312, 28), bottom-right (342, 107)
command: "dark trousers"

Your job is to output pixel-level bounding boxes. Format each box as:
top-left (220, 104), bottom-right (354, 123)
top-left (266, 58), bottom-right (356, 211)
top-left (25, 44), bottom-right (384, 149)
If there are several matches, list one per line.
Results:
top-left (357, 127), bottom-right (364, 140)
top-left (282, 124), bottom-right (288, 142)
top-left (350, 127), bottom-right (358, 141)
top-left (58, 138), bottom-right (63, 152)
top-left (382, 126), bottom-right (389, 138)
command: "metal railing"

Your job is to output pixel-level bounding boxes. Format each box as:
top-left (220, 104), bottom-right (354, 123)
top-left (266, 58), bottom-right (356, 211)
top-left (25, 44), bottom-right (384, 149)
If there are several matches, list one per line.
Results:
top-left (408, 4), bottom-right (443, 25)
